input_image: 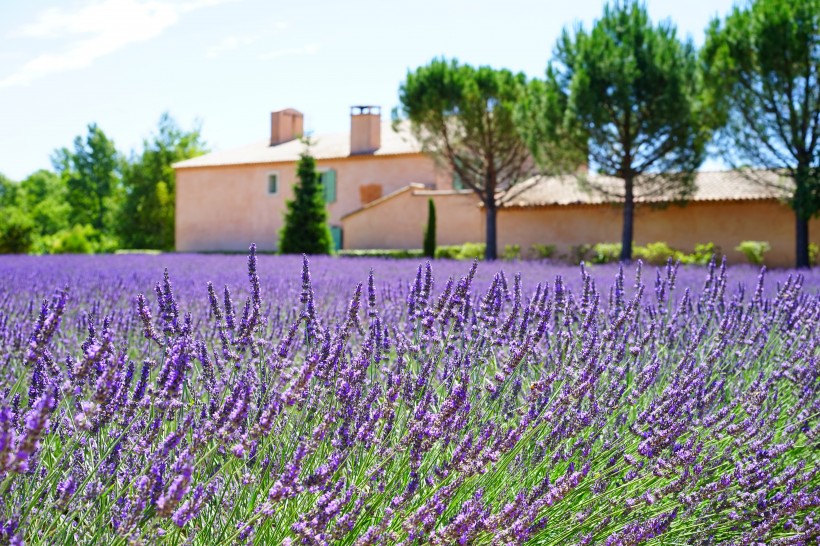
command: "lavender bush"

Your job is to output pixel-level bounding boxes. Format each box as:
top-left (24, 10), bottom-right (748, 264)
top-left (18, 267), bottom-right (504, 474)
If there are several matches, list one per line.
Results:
top-left (0, 247), bottom-right (818, 545)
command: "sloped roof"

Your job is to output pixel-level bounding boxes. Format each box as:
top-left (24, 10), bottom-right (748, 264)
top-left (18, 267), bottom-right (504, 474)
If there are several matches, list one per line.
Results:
top-left (500, 170), bottom-right (789, 208)
top-left (341, 184), bottom-right (475, 220)
top-left (173, 121), bottom-right (421, 169)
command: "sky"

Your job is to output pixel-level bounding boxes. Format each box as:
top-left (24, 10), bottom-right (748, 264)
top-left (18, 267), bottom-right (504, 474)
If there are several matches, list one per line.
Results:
top-left (0, 0), bottom-right (738, 181)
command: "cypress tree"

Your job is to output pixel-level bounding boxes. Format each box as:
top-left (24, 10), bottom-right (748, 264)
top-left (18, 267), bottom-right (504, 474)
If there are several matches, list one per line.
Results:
top-left (279, 147), bottom-right (332, 255)
top-left (423, 198), bottom-right (436, 258)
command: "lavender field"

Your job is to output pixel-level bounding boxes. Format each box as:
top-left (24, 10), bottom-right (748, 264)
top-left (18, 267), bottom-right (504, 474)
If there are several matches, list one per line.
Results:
top-left (0, 249), bottom-right (818, 545)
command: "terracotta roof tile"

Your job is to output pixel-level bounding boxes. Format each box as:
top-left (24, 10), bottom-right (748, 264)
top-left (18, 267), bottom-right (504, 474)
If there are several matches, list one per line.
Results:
top-left (173, 121), bottom-right (420, 169)
top-left (500, 171), bottom-right (790, 208)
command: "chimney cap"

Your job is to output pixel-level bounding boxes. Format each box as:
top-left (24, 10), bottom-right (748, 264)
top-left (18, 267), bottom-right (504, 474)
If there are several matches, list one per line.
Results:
top-left (351, 105), bottom-right (381, 116)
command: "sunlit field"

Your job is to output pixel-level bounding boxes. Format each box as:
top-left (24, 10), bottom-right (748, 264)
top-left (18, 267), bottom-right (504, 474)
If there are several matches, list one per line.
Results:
top-left (0, 250), bottom-right (818, 545)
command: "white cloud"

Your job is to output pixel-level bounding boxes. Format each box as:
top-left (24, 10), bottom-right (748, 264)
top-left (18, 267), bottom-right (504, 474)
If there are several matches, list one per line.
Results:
top-left (258, 43), bottom-right (320, 61)
top-left (206, 35), bottom-right (258, 59)
top-left (0, 0), bottom-right (238, 88)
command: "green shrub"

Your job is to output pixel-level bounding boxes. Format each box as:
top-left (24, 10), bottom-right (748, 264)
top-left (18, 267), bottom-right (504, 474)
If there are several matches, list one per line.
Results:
top-left (48, 224), bottom-right (97, 254)
top-left (530, 243), bottom-right (556, 259)
top-left (0, 208), bottom-right (35, 253)
top-left (567, 244), bottom-right (594, 265)
top-left (337, 249), bottom-right (424, 259)
top-left (503, 244), bottom-right (521, 260)
top-left (457, 242), bottom-right (486, 260)
top-left (591, 243), bottom-right (622, 264)
top-left (433, 243), bottom-right (486, 260)
top-left (681, 242), bottom-right (719, 265)
top-left (736, 240), bottom-right (771, 265)
top-left (114, 249), bottom-right (164, 255)
top-left (809, 243), bottom-right (819, 265)
top-left (434, 245), bottom-right (461, 260)
top-left (633, 242), bottom-right (681, 265)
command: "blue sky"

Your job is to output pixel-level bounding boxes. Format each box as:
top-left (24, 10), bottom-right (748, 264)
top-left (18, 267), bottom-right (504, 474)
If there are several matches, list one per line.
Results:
top-left (0, 0), bottom-right (737, 181)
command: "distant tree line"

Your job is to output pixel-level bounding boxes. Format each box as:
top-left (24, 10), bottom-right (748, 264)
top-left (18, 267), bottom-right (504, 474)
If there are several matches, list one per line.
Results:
top-left (0, 113), bottom-right (206, 254)
top-left (396, 0), bottom-right (820, 267)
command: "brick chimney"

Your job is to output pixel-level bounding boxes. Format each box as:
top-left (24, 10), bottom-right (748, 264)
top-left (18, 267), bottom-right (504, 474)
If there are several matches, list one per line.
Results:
top-left (270, 108), bottom-right (303, 146)
top-left (350, 105), bottom-right (381, 154)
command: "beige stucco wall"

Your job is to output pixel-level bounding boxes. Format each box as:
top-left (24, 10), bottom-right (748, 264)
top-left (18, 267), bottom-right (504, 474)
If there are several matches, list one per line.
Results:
top-left (497, 200), bottom-right (819, 267)
top-left (342, 190), bottom-right (483, 250)
top-left (176, 153), bottom-right (447, 252)
top-left (341, 191), bottom-right (817, 267)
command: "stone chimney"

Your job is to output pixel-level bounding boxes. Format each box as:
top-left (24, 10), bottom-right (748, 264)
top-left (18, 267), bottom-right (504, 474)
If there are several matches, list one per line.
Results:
top-left (270, 108), bottom-right (304, 146)
top-left (350, 105), bottom-right (381, 154)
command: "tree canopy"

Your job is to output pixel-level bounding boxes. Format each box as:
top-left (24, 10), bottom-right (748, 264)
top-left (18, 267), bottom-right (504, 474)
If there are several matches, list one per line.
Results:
top-left (118, 113), bottom-right (207, 250)
top-left (279, 145), bottom-right (333, 255)
top-left (702, 0), bottom-right (820, 268)
top-left (52, 123), bottom-right (122, 235)
top-left (396, 58), bottom-right (532, 260)
top-left (522, 1), bottom-right (708, 261)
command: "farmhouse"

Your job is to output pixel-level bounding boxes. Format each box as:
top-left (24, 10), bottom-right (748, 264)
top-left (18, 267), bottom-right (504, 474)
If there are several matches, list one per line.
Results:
top-left (174, 107), bottom-right (452, 253)
top-left (174, 108), bottom-right (818, 266)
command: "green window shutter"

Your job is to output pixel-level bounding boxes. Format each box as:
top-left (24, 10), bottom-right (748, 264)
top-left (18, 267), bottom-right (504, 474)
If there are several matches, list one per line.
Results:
top-left (452, 158), bottom-right (464, 190)
top-left (323, 169), bottom-right (337, 203)
top-left (330, 226), bottom-right (343, 251)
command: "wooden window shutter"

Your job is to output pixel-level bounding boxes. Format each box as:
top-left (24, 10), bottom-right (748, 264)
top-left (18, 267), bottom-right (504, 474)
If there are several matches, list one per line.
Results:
top-left (330, 226), bottom-right (343, 251)
top-left (323, 170), bottom-right (337, 203)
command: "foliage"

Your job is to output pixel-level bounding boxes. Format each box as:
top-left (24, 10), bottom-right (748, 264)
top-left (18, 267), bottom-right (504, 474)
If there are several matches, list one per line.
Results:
top-left (435, 242), bottom-right (486, 260)
top-left (52, 123), bottom-right (122, 234)
top-left (591, 242), bottom-right (623, 264)
top-left (736, 240), bottom-right (771, 265)
top-left (702, 0), bottom-right (820, 268)
top-left (582, 241), bottom-right (720, 265)
top-left (0, 172), bottom-right (20, 209)
top-left (18, 170), bottom-right (71, 238)
top-left (568, 244), bottom-right (595, 265)
top-left (811, 243), bottom-right (819, 265)
top-left (423, 198), bottom-right (436, 258)
top-left (633, 241), bottom-right (681, 265)
top-left (47, 224), bottom-right (97, 254)
top-left (337, 249), bottom-right (425, 259)
top-left (682, 242), bottom-right (720, 265)
top-left (118, 113), bottom-right (207, 250)
top-left (522, 1), bottom-right (708, 261)
top-left (0, 174), bottom-right (33, 253)
top-left (0, 206), bottom-right (35, 253)
top-left (530, 243), bottom-right (556, 260)
top-left (0, 253), bottom-right (818, 544)
top-left (502, 244), bottom-right (521, 260)
top-left (279, 145), bottom-right (333, 255)
top-left (396, 57), bottom-right (532, 260)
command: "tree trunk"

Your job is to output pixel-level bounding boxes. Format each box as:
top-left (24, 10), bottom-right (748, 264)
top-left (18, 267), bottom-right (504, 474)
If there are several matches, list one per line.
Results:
top-left (794, 164), bottom-right (812, 269)
top-left (620, 176), bottom-right (634, 262)
top-left (796, 211), bottom-right (810, 269)
top-left (485, 201), bottom-right (497, 261)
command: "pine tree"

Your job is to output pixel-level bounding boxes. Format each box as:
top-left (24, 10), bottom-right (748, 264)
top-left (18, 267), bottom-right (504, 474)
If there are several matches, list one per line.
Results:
top-left (397, 58), bottom-right (532, 260)
top-left (279, 146), bottom-right (332, 255)
top-left (522, 1), bottom-right (707, 262)
top-left (703, 0), bottom-right (820, 268)
top-left (423, 198), bottom-right (436, 258)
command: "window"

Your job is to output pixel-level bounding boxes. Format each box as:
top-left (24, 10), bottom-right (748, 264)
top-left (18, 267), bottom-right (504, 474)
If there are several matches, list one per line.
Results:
top-left (319, 169), bottom-right (337, 203)
top-left (452, 172), bottom-right (465, 190)
top-left (267, 172), bottom-right (279, 194)
top-left (452, 157), bottom-right (466, 190)
top-left (330, 226), bottom-right (343, 251)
